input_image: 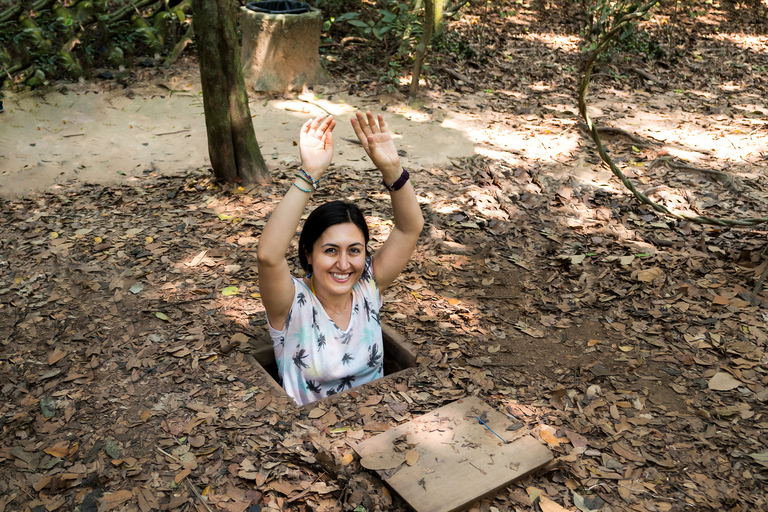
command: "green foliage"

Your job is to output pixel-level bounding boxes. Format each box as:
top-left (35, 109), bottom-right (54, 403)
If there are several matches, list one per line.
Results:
top-left (582, 0), bottom-right (662, 60)
top-left (433, 30), bottom-right (475, 62)
top-left (323, 0), bottom-right (469, 91)
top-left (0, 0), bottom-right (191, 89)
top-left (584, 0), bottom-right (640, 42)
top-left (334, 3), bottom-right (420, 48)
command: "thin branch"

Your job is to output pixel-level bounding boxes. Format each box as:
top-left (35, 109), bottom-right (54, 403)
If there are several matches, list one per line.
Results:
top-left (186, 478), bottom-right (214, 512)
top-left (752, 257), bottom-right (768, 305)
top-left (577, 0), bottom-right (768, 228)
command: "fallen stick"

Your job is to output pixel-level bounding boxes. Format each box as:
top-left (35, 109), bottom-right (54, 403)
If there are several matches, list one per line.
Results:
top-left (442, 67), bottom-right (474, 85)
top-left (155, 129), bottom-right (191, 136)
top-left (186, 478), bottom-right (214, 512)
top-left (633, 67), bottom-right (665, 85)
top-left (752, 245), bottom-right (768, 305)
top-left (578, 121), bottom-right (654, 147)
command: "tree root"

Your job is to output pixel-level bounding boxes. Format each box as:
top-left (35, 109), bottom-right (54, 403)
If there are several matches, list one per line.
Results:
top-left (651, 157), bottom-right (742, 192)
top-left (578, 121), bottom-right (654, 148)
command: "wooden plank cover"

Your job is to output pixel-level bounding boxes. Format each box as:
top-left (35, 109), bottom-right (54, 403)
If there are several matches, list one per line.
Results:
top-left (354, 396), bottom-right (553, 512)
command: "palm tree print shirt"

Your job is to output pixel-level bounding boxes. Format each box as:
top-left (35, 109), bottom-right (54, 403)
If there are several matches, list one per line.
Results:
top-left (269, 258), bottom-right (383, 406)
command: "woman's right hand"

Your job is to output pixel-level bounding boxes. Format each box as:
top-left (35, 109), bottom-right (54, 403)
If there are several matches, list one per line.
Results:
top-left (299, 115), bottom-right (336, 179)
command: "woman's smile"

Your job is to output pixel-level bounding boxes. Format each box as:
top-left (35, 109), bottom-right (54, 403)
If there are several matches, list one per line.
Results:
top-left (307, 222), bottom-right (366, 299)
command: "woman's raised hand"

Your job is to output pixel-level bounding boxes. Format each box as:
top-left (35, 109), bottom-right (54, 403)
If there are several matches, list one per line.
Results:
top-left (351, 111), bottom-right (401, 178)
top-left (299, 115), bottom-right (336, 178)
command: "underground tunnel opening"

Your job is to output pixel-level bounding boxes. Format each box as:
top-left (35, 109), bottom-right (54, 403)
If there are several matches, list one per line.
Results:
top-left (248, 323), bottom-right (418, 407)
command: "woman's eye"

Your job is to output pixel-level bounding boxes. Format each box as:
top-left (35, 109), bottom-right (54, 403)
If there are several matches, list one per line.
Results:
top-left (325, 248), bottom-right (336, 254)
top-left (350, 248), bottom-right (361, 254)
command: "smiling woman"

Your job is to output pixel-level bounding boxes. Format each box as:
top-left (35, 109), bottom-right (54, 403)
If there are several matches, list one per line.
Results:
top-left (257, 112), bottom-right (424, 405)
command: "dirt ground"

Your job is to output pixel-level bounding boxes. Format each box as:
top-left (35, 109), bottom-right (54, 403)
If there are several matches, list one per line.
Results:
top-left (1, 2), bottom-right (768, 512)
top-left (0, 60), bottom-right (476, 197)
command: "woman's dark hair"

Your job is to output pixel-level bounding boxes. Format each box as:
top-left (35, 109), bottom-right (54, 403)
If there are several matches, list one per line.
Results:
top-left (298, 201), bottom-right (370, 274)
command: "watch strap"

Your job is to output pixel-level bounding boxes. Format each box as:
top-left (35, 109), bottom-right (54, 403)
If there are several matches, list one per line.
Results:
top-left (383, 168), bottom-right (410, 191)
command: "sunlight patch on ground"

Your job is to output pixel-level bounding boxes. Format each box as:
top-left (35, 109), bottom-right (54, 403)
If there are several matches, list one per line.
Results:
top-left (432, 204), bottom-right (463, 214)
top-left (528, 33), bottom-right (580, 53)
top-left (718, 33), bottom-right (768, 52)
top-left (272, 99), bottom-right (357, 118)
top-left (592, 91), bottom-right (767, 167)
top-left (401, 110), bottom-right (433, 123)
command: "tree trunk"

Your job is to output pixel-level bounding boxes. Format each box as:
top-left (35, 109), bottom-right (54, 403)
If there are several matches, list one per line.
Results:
top-left (409, 0), bottom-right (444, 98)
top-left (192, 0), bottom-right (271, 185)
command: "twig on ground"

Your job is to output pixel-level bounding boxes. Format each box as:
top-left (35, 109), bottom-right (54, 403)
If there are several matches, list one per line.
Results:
top-left (156, 129), bottom-right (191, 136)
top-left (340, 36), bottom-right (365, 46)
top-left (633, 67), bottom-right (665, 85)
top-left (578, 121), bottom-right (654, 147)
top-left (151, 295), bottom-right (215, 307)
top-left (751, 245), bottom-right (768, 305)
top-left (186, 478), bottom-right (214, 512)
top-left (286, 477), bottom-right (320, 503)
top-left (155, 446), bottom-right (181, 462)
top-left (660, 157), bottom-right (741, 191)
top-left (296, 99), bottom-right (331, 115)
top-left (441, 67), bottom-right (473, 85)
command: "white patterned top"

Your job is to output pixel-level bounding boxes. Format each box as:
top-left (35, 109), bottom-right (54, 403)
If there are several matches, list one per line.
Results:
top-left (268, 258), bottom-right (383, 405)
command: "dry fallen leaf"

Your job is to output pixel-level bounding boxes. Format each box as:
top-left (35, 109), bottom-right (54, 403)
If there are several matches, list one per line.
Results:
top-left (515, 321), bottom-right (545, 338)
top-left (612, 441), bottom-right (646, 463)
top-left (637, 267), bottom-right (664, 283)
top-left (48, 347), bottom-right (67, 365)
top-left (97, 490), bottom-right (133, 511)
top-left (405, 449), bottom-right (420, 466)
top-left (174, 467), bottom-right (191, 484)
top-left (539, 495), bottom-right (571, 512)
top-left (308, 408), bottom-right (327, 419)
top-left (540, 430), bottom-right (560, 447)
top-left (708, 372), bottom-right (742, 391)
top-left (188, 435), bottom-right (205, 448)
top-left (360, 452), bottom-right (406, 471)
top-left (44, 441), bottom-right (70, 458)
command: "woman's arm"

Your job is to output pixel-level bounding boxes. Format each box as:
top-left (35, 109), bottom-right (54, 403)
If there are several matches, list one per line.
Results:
top-left (350, 111), bottom-right (424, 291)
top-left (258, 115), bottom-right (336, 329)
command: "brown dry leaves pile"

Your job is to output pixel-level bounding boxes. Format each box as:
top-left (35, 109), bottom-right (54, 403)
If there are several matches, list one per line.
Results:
top-left (1, 137), bottom-right (767, 512)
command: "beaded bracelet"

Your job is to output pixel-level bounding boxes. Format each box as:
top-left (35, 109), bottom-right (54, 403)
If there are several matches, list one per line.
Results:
top-left (296, 173), bottom-right (314, 188)
top-left (299, 168), bottom-right (320, 190)
top-left (292, 181), bottom-right (311, 193)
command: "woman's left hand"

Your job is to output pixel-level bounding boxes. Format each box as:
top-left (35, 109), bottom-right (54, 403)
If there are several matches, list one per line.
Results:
top-left (351, 111), bottom-right (401, 180)
top-left (299, 115), bottom-right (336, 179)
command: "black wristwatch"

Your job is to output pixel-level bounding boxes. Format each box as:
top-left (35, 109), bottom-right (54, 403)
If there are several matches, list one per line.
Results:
top-left (383, 168), bottom-right (410, 191)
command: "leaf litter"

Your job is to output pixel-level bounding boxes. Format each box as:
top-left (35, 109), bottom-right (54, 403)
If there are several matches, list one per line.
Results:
top-left (2, 2), bottom-right (768, 512)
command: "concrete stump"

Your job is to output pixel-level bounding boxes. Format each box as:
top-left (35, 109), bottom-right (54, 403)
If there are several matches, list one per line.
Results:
top-left (240, 5), bottom-right (328, 92)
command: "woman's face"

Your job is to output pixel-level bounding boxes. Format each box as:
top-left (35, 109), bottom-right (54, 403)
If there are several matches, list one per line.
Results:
top-left (307, 222), bottom-right (366, 297)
